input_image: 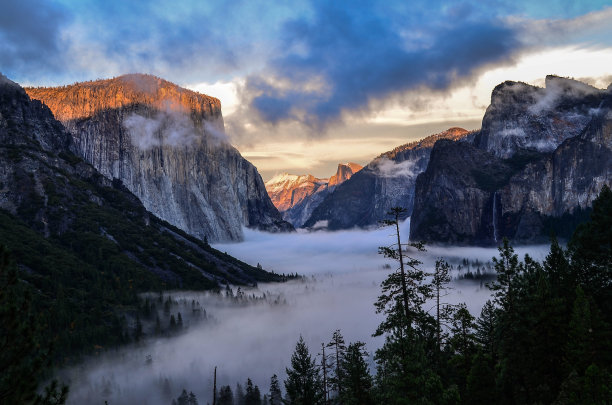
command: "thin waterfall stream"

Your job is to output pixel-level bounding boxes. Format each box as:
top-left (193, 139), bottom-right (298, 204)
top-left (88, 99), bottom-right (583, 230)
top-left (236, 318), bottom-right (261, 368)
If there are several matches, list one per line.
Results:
top-left (492, 191), bottom-right (498, 243)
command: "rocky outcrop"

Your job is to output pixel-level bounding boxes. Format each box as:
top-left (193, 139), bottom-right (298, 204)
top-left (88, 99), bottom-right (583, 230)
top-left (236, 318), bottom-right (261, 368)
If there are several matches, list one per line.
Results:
top-left (329, 162), bottom-right (363, 186)
top-left (0, 73), bottom-right (74, 154)
top-left (265, 162), bottom-right (362, 227)
top-left (303, 128), bottom-right (469, 230)
top-left (476, 75), bottom-right (605, 158)
top-left (410, 77), bottom-right (612, 244)
top-left (26, 74), bottom-right (293, 242)
top-left (0, 74), bottom-right (281, 285)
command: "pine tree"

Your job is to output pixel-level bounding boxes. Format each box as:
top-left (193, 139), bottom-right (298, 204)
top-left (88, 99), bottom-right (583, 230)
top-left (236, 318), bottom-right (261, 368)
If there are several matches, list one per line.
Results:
top-left (566, 286), bottom-right (595, 372)
top-left (373, 328), bottom-right (445, 405)
top-left (244, 379), bottom-right (261, 405)
top-left (475, 300), bottom-right (497, 358)
top-left (218, 386), bottom-right (234, 405)
top-left (543, 235), bottom-right (570, 290)
top-left (431, 259), bottom-right (452, 356)
top-left (448, 303), bottom-right (476, 357)
top-left (268, 375), bottom-right (282, 405)
top-left (465, 352), bottom-right (496, 405)
top-left (284, 336), bottom-right (323, 405)
top-left (188, 391), bottom-right (199, 405)
top-left (337, 342), bottom-right (373, 405)
top-left (568, 185), bottom-right (612, 316)
top-left (489, 238), bottom-right (521, 310)
top-left (235, 383), bottom-right (245, 405)
top-left (326, 330), bottom-right (346, 400)
top-left (378, 207), bottom-right (429, 326)
top-left (318, 343), bottom-right (330, 404)
top-left (176, 389), bottom-right (190, 405)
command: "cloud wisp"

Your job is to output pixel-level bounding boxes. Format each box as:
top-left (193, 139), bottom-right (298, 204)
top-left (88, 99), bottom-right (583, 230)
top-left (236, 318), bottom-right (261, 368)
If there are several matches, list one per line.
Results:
top-left (123, 110), bottom-right (228, 150)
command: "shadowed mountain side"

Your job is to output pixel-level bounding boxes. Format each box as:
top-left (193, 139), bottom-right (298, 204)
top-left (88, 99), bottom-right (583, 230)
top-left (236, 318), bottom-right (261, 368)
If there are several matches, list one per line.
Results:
top-left (303, 128), bottom-right (470, 230)
top-left (475, 75), bottom-right (606, 158)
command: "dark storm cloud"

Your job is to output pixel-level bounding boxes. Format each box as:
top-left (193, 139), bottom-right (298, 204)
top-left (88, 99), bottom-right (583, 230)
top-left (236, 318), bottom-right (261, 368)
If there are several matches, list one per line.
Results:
top-left (0, 0), bottom-right (269, 85)
top-left (0, 0), bottom-right (70, 77)
top-left (61, 1), bottom-right (243, 83)
top-left (243, 0), bottom-right (523, 129)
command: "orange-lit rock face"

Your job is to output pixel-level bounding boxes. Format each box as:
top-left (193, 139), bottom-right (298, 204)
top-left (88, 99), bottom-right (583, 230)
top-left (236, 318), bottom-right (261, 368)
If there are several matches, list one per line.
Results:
top-left (265, 174), bottom-right (327, 212)
top-left (265, 163), bottom-right (362, 212)
top-left (25, 73), bottom-right (222, 123)
top-left (328, 162), bottom-right (363, 186)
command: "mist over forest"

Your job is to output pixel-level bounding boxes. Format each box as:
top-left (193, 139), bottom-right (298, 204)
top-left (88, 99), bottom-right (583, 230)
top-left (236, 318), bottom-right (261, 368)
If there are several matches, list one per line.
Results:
top-left (61, 222), bottom-right (550, 404)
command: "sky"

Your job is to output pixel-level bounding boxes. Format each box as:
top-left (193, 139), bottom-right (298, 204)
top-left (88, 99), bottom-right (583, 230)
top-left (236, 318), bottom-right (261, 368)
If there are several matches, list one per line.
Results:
top-left (2, 0), bottom-right (612, 179)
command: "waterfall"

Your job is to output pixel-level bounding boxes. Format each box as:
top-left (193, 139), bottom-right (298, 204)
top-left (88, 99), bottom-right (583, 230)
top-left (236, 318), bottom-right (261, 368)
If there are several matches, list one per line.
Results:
top-left (492, 191), bottom-right (499, 244)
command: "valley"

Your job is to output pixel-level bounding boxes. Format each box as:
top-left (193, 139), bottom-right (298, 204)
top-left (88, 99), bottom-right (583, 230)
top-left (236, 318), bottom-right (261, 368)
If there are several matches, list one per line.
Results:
top-left (2, 2), bottom-right (612, 403)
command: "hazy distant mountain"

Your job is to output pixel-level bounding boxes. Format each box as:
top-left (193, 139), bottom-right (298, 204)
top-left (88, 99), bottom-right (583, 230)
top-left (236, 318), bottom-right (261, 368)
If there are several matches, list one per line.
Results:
top-left (26, 74), bottom-right (292, 242)
top-left (265, 162), bottom-right (362, 227)
top-left (302, 128), bottom-right (470, 230)
top-left (410, 76), bottom-right (612, 244)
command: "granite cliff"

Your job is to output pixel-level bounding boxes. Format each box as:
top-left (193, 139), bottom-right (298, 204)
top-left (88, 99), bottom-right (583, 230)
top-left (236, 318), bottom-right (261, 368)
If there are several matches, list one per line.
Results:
top-left (302, 128), bottom-right (470, 230)
top-left (26, 74), bottom-right (292, 242)
top-left (0, 73), bottom-right (285, 356)
top-left (410, 76), bottom-right (612, 244)
top-left (265, 162), bottom-right (362, 227)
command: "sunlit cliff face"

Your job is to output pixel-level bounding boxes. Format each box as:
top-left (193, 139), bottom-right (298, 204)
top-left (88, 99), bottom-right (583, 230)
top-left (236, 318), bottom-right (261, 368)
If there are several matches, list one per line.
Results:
top-left (22, 74), bottom-right (292, 242)
top-left (25, 73), bottom-right (222, 123)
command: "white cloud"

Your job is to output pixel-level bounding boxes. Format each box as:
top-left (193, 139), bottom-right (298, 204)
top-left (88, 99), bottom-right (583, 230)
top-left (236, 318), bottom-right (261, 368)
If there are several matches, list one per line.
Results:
top-left (373, 158), bottom-right (417, 178)
top-left (186, 80), bottom-right (243, 116)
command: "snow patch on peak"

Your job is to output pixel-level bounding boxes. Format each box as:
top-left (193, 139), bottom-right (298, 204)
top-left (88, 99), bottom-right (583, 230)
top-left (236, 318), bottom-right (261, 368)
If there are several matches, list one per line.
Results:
top-left (266, 173), bottom-right (300, 184)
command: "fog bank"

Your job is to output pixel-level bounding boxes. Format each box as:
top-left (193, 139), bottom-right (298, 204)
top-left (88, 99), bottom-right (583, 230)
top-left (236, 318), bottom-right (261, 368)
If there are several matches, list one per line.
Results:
top-left (64, 221), bottom-right (549, 404)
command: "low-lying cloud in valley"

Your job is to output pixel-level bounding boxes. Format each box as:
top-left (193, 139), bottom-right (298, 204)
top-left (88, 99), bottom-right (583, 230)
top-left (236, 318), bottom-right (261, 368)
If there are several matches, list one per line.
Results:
top-left (62, 223), bottom-right (550, 404)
